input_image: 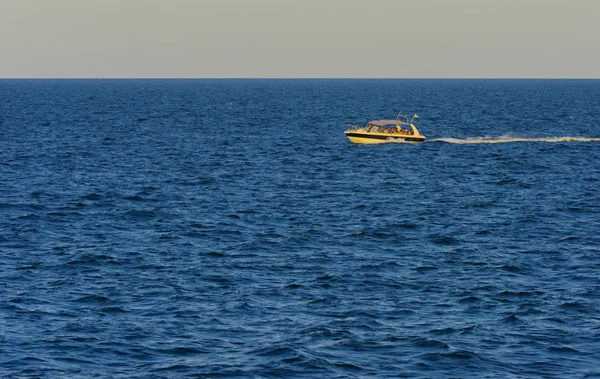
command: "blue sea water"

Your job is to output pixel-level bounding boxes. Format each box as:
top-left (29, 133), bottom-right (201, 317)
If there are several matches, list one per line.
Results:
top-left (1, 79), bottom-right (600, 378)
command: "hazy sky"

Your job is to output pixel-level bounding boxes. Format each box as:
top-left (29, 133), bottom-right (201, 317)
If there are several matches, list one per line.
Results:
top-left (1, 0), bottom-right (599, 78)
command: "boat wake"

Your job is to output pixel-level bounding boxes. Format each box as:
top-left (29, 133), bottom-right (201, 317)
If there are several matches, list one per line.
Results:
top-left (385, 139), bottom-right (422, 144)
top-left (430, 136), bottom-right (600, 144)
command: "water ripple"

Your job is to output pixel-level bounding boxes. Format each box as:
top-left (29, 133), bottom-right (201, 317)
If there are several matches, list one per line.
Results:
top-left (1, 79), bottom-right (600, 377)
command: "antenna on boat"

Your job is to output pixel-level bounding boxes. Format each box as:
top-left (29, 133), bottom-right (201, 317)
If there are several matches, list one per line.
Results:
top-left (396, 111), bottom-right (409, 124)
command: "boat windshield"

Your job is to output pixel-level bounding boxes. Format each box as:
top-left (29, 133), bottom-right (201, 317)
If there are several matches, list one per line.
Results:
top-left (369, 120), bottom-right (408, 127)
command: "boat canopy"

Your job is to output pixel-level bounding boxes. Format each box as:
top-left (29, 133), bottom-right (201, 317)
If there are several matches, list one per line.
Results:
top-left (369, 120), bottom-right (408, 127)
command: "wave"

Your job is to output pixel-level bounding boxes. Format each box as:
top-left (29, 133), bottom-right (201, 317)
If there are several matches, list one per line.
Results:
top-left (430, 136), bottom-right (600, 144)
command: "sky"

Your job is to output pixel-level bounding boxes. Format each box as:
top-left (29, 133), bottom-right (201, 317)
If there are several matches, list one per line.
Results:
top-left (1, 0), bottom-right (599, 78)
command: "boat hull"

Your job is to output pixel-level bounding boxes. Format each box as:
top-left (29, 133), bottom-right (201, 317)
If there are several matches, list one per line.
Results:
top-left (344, 131), bottom-right (425, 144)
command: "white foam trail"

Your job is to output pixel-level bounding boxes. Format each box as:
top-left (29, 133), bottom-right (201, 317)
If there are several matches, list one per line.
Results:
top-left (430, 136), bottom-right (600, 144)
top-left (385, 139), bottom-right (421, 144)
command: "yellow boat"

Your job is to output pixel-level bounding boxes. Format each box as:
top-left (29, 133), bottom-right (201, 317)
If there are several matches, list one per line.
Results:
top-left (344, 113), bottom-right (425, 144)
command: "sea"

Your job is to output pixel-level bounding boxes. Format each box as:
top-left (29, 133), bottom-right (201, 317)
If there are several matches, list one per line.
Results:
top-left (1, 79), bottom-right (600, 378)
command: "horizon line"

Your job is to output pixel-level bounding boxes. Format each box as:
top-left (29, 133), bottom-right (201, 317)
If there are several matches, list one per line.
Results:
top-left (1, 77), bottom-right (599, 80)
